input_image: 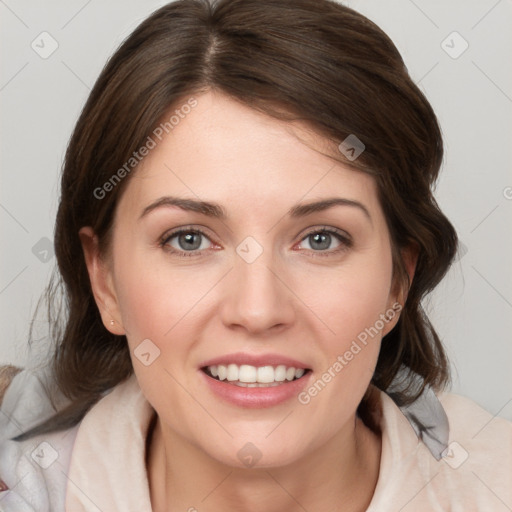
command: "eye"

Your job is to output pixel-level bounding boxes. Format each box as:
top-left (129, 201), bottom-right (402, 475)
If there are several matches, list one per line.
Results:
top-left (296, 227), bottom-right (352, 255)
top-left (160, 227), bottom-right (215, 257)
top-left (159, 226), bottom-right (351, 258)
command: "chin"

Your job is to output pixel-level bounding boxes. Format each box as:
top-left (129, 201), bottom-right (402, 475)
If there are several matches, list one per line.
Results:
top-left (200, 433), bottom-right (310, 470)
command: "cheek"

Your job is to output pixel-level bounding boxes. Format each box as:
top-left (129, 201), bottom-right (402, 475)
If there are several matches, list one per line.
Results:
top-left (111, 243), bottom-right (209, 346)
top-left (299, 249), bottom-right (394, 392)
top-left (111, 248), bottom-right (209, 409)
top-left (308, 252), bottom-right (394, 343)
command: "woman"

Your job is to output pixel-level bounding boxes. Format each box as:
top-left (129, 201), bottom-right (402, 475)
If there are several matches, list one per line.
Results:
top-left (1, 0), bottom-right (510, 510)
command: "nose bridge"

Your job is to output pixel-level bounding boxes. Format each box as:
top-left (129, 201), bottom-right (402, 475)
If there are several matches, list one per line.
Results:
top-left (220, 238), bottom-right (295, 333)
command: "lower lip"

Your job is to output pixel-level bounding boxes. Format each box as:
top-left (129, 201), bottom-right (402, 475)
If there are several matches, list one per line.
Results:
top-left (199, 370), bottom-right (311, 408)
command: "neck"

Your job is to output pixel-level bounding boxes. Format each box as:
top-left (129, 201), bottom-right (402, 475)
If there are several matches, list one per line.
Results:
top-left (147, 414), bottom-right (381, 512)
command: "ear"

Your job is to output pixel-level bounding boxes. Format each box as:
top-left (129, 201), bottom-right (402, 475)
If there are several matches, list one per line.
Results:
top-left (382, 242), bottom-right (419, 336)
top-left (79, 227), bottom-right (125, 335)
top-left (397, 242), bottom-right (419, 302)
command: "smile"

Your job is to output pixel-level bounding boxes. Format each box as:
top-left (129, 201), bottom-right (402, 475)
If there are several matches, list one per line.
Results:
top-left (203, 364), bottom-right (309, 387)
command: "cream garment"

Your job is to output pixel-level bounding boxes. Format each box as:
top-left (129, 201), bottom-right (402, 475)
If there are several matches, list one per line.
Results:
top-left (1, 371), bottom-right (511, 511)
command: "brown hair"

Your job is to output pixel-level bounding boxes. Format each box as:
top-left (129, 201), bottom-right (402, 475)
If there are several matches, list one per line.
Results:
top-left (15, 0), bottom-right (457, 441)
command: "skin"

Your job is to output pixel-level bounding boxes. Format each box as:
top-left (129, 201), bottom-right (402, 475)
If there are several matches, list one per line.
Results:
top-left (80, 90), bottom-right (414, 511)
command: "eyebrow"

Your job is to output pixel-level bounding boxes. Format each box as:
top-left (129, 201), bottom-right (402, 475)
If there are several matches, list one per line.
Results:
top-left (139, 196), bottom-right (371, 222)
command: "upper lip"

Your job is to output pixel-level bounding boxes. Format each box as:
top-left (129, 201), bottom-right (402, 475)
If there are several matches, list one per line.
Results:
top-left (199, 352), bottom-right (310, 369)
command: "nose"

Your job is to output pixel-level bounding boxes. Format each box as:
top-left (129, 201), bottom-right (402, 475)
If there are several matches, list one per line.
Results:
top-left (219, 247), bottom-right (296, 335)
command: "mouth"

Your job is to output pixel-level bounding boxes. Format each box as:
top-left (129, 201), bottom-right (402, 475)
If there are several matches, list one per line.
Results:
top-left (201, 364), bottom-right (312, 387)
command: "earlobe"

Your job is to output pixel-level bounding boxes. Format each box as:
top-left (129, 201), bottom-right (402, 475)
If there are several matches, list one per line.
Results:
top-left (78, 227), bottom-right (125, 335)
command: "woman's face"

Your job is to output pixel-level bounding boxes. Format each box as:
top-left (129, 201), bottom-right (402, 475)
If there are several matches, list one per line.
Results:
top-left (84, 90), bottom-right (403, 468)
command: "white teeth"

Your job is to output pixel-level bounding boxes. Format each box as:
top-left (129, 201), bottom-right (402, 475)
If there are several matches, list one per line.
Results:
top-left (226, 364), bottom-right (239, 381)
top-left (274, 365), bottom-right (287, 382)
top-left (257, 366), bottom-right (275, 383)
top-left (239, 364), bottom-right (257, 383)
top-left (217, 365), bottom-right (227, 381)
top-left (286, 367), bottom-right (296, 381)
top-left (205, 364), bottom-right (307, 384)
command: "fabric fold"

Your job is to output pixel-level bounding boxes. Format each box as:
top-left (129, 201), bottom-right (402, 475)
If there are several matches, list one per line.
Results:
top-left (386, 364), bottom-right (449, 460)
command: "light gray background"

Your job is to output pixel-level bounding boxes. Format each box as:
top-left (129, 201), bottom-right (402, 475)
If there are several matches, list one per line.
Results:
top-left (1, 0), bottom-right (511, 420)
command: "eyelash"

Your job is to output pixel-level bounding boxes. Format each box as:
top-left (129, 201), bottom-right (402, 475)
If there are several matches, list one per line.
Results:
top-left (159, 226), bottom-right (352, 259)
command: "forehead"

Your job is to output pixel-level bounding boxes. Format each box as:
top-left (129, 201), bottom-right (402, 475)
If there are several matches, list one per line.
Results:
top-left (117, 90), bottom-right (380, 218)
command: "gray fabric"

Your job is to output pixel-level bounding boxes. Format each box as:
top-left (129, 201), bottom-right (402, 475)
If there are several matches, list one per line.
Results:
top-left (386, 365), bottom-right (449, 460)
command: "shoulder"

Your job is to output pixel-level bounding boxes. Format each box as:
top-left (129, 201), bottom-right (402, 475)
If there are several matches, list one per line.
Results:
top-left (438, 391), bottom-right (512, 476)
top-left (370, 390), bottom-right (512, 511)
top-left (0, 424), bottom-right (79, 512)
top-left (437, 393), bottom-right (512, 509)
top-left (0, 368), bottom-right (79, 512)
top-left (439, 391), bottom-right (512, 438)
